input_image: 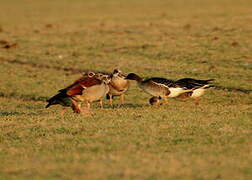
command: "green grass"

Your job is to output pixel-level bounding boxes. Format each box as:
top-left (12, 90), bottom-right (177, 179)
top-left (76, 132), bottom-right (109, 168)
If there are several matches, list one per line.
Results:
top-left (0, 0), bottom-right (252, 179)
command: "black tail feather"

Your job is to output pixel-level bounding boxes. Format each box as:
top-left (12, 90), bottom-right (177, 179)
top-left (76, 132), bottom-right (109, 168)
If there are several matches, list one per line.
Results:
top-left (45, 92), bottom-right (71, 108)
top-left (205, 79), bottom-right (215, 82)
top-left (194, 79), bottom-right (215, 85)
top-left (45, 103), bottom-right (51, 108)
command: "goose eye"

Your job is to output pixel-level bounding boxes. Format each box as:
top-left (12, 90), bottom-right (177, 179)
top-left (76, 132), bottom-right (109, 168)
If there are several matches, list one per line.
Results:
top-left (88, 72), bottom-right (95, 77)
top-left (113, 69), bottom-right (119, 74)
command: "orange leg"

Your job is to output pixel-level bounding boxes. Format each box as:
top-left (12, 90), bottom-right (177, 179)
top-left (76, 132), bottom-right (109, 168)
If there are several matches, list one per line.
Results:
top-left (180, 97), bottom-right (188, 103)
top-left (195, 98), bottom-right (200, 105)
top-left (120, 94), bottom-right (125, 105)
top-left (99, 99), bottom-right (103, 108)
top-left (163, 97), bottom-right (168, 104)
top-left (71, 100), bottom-right (81, 113)
top-left (79, 102), bottom-right (93, 116)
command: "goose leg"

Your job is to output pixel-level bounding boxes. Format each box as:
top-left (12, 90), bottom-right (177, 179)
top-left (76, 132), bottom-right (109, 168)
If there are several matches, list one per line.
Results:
top-left (76, 104), bottom-right (82, 113)
top-left (109, 94), bottom-right (113, 106)
top-left (71, 100), bottom-right (81, 114)
top-left (99, 99), bottom-right (103, 108)
top-left (120, 94), bottom-right (125, 105)
top-left (180, 98), bottom-right (188, 103)
top-left (87, 102), bottom-right (91, 109)
top-left (81, 102), bottom-right (93, 116)
top-left (163, 97), bottom-right (168, 104)
top-left (195, 98), bottom-right (200, 105)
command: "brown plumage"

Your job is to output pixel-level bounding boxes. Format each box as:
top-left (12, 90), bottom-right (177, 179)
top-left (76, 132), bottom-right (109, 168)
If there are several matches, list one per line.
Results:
top-left (65, 77), bottom-right (102, 96)
top-left (107, 69), bottom-right (130, 106)
top-left (46, 72), bottom-right (110, 114)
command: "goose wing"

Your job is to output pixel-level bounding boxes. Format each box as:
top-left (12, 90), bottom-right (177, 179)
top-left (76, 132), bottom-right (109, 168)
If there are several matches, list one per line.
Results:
top-left (59, 77), bottom-right (102, 96)
top-left (175, 78), bottom-right (214, 89)
top-left (147, 77), bottom-right (176, 88)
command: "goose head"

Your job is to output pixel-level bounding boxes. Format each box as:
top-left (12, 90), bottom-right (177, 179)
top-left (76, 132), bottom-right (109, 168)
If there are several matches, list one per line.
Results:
top-left (125, 73), bottom-right (142, 82)
top-left (112, 69), bottom-right (125, 78)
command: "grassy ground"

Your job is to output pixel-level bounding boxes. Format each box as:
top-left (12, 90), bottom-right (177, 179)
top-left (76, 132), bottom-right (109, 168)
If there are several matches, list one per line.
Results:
top-left (0, 0), bottom-right (252, 179)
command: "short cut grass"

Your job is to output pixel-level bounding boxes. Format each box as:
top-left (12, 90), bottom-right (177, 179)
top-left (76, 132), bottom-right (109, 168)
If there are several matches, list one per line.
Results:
top-left (0, 0), bottom-right (252, 179)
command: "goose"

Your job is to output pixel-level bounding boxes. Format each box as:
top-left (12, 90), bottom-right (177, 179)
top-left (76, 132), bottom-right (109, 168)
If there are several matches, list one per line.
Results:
top-left (46, 72), bottom-right (110, 114)
top-left (125, 73), bottom-right (192, 104)
top-left (107, 69), bottom-right (130, 106)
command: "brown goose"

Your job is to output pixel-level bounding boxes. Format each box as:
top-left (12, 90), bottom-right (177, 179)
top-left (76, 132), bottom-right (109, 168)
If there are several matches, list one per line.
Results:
top-left (107, 69), bottom-right (130, 106)
top-left (46, 72), bottom-right (110, 114)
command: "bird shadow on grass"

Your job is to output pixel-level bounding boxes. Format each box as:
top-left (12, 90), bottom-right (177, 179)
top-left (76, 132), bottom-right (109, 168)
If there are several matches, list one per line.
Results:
top-left (0, 111), bottom-right (25, 116)
top-left (0, 111), bottom-right (47, 117)
top-left (215, 86), bottom-right (252, 94)
top-left (98, 103), bottom-right (149, 109)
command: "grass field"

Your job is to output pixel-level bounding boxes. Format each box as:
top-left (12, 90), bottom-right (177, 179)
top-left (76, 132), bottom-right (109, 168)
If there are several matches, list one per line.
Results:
top-left (0, 0), bottom-right (252, 179)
